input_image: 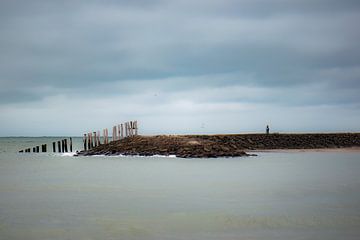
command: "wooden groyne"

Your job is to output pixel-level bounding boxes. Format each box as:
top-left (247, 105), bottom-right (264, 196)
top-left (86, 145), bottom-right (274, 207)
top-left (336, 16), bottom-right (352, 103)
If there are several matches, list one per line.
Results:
top-left (19, 137), bottom-right (73, 153)
top-left (83, 120), bottom-right (138, 151)
top-left (18, 120), bottom-right (138, 154)
top-left (76, 133), bottom-right (360, 158)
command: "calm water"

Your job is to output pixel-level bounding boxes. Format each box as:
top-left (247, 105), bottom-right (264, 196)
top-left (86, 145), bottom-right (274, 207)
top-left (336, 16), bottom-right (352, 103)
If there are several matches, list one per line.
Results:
top-left (0, 137), bottom-right (360, 240)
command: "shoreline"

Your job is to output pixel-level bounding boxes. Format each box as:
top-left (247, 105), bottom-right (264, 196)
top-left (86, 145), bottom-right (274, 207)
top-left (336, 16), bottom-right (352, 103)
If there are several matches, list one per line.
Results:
top-left (250, 147), bottom-right (360, 153)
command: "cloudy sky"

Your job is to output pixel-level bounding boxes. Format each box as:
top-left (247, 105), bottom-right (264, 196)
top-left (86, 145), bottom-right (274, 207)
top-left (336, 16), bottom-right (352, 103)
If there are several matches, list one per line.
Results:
top-left (0, 0), bottom-right (359, 136)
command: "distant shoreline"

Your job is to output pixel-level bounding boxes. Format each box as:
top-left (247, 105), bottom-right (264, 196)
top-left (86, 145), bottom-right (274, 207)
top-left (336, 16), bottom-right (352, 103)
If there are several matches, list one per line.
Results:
top-left (250, 147), bottom-right (360, 153)
top-left (76, 133), bottom-right (360, 158)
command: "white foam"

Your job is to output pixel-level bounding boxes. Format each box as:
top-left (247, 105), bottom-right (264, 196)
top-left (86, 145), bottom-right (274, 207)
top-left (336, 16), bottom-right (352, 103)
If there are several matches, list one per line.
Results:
top-left (60, 152), bottom-right (77, 157)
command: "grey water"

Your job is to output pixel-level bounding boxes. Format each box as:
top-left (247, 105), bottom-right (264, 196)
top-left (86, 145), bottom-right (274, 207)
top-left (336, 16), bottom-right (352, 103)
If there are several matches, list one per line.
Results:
top-left (0, 137), bottom-right (360, 240)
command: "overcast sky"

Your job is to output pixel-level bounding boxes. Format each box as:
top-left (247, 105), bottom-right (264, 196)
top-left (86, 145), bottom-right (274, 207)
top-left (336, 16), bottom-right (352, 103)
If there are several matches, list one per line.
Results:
top-left (1, 0), bottom-right (360, 136)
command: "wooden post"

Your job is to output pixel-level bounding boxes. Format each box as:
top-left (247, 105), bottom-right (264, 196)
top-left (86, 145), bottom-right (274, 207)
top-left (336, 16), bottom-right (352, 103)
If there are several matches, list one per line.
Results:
top-left (87, 133), bottom-right (91, 149)
top-left (112, 126), bottom-right (114, 142)
top-left (90, 132), bottom-right (94, 148)
top-left (120, 124), bottom-right (123, 139)
top-left (64, 139), bottom-right (68, 152)
top-left (123, 123), bottom-right (126, 137)
top-left (135, 121), bottom-right (138, 135)
top-left (102, 129), bottom-right (105, 144)
top-left (19, 150), bottom-right (23, 153)
top-left (97, 130), bottom-right (100, 146)
top-left (42, 144), bottom-right (47, 152)
top-left (105, 128), bottom-right (109, 144)
top-left (93, 132), bottom-right (97, 147)
top-left (118, 124), bottom-right (121, 140)
top-left (128, 122), bottom-right (130, 137)
top-left (57, 141), bottom-right (61, 152)
top-left (102, 130), bottom-right (105, 144)
top-left (52, 142), bottom-right (56, 152)
top-left (113, 126), bottom-right (117, 141)
top-left (33, 147), bottom-right (36, 152)
top-left (36, 146), bottom-right (40, 153)
top-left (125, 122), bottom-right (128, 137)
top-left (114, 126), bottom-right (117, 141)
top-left (26, 148), bottom-right (30, 152)
top-left (69, 138), bottom-right (73, 152)
top-left (83, 134), bottom-right (87, 151)
top-left (130, 121), bottom-right (134, 136)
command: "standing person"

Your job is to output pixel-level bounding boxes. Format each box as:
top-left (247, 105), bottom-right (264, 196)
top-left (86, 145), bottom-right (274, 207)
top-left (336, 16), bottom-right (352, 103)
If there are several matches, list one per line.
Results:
top-left (266, 125), bottom-right (270, 134)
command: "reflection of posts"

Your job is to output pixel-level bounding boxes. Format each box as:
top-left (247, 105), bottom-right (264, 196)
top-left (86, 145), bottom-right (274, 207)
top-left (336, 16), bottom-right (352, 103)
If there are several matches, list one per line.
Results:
top-left (266, 125), bottom-right (270, 134)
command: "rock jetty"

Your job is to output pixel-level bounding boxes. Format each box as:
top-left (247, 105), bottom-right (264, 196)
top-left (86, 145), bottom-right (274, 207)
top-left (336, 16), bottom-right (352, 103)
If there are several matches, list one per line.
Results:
top-left (76, 133), bottom-right (360, 158)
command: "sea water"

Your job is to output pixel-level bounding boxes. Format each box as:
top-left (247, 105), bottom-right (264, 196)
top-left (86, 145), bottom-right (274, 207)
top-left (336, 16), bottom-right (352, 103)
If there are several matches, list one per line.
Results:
top-left (0, 137), bottom-right (360, 240)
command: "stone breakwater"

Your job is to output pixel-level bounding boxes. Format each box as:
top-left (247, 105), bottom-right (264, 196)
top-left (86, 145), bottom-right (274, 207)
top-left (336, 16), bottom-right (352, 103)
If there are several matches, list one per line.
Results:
top-left (76, 133), bottom-right (360, 158)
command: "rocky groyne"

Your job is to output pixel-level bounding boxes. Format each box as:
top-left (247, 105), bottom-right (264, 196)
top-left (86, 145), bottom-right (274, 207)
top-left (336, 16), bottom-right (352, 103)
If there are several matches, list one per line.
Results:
top-left (76, 133), bottom-right (360, 158)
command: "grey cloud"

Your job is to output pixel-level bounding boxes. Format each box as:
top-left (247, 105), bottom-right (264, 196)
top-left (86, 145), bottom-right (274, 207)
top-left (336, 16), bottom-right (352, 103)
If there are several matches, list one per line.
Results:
top-left (0, 0), bottom-right (359, 135)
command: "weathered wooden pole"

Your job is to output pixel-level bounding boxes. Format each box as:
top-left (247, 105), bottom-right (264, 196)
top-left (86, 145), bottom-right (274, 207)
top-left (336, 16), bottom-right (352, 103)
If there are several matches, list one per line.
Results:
top-left (93, 132), bottom-right (97, 147)
top-left (83, 134), bottom-right (87, 151)
top-left (64, 139), bottom-right (68, 152)
top-left (33, 147), bottom-right (36, 152)
top-left (97, 130), bottom-right (101, 146)
top-left (112, 126), bottom-right (114, 141)
top-left (113, 126), bottom-right (117, 141)
top-left (102, 129), bottom-right (105, 144)
top-left (118, 124), bottom-right (121, 140)
top-left (124, 122), bottom-right (126, 137)
top-left (42, 144), bottom-right (47, 152)
top-left (105, 128), bottom-right (109, 144)
top-left (120, 124), bottom-right (123, 139)
top-left (134, 120), bottom-right (138, 135)
top-left (114, 126), bottom-right (117, 141)
top-left (112, 126), bottom-right (114, 142)
top-left (36, 146), bottom-right (40, 153)
top-left (127, 122), bottom-right (131, 137)
top-left (69, 137), bottom-right (73, 152)
top-left (124, 122), bottom-right (128, 137)
top-left (57, 141), bottom-right (61, 152)
top-left (89, 133), bottom-right (92, 149)
top-left (61, 139), bottom-right (64, 152)
top-left (91, 132), bottom-right (94, 148)
top-left (52, 142), bottom-right (56, 152)
top-left (130, 121), bottom-right (134, 136)
top-left (19, 150), bottom-right (23, 153)
top-left (87, 133), bottom-right (91, 149)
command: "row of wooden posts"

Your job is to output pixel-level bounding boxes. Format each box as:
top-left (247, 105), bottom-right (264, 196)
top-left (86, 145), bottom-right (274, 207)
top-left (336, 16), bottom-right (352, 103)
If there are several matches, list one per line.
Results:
top-left (83, 120), bottom-right (138, 151)
top-left (19, 138), bottom-right (73, 153)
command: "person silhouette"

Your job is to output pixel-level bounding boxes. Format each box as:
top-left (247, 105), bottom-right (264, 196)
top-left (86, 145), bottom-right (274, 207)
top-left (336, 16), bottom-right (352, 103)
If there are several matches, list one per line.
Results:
top-left (266, 125), bottom-right (270, 134)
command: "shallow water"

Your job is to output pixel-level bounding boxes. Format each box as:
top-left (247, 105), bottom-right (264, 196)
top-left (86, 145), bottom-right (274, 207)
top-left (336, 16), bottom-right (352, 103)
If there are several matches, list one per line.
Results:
top-left (0, 137), bottom-right (360, 239)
